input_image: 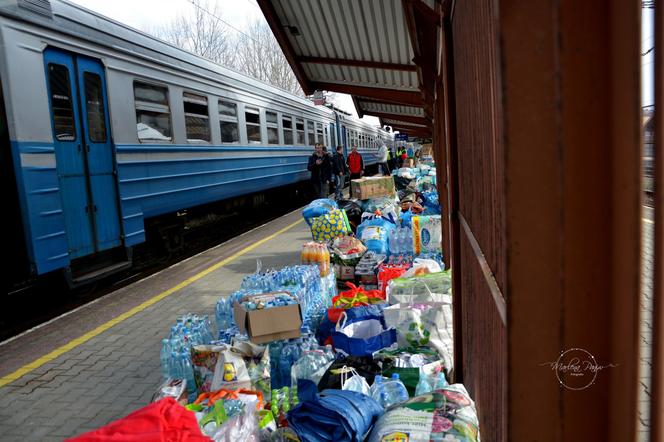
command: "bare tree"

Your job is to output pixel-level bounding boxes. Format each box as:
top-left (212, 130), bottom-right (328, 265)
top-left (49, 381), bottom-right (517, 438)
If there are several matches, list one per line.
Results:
top-left (234, 20), bottom-right (303, 96)
top-left (152, 0), bottom-right (234, 67)
top-left (152, 5), bottom-right (303, 96)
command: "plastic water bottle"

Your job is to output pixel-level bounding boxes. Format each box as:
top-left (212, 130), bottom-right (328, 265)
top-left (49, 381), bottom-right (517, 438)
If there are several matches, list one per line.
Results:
top-left (180, 351), bottom-right (197, 401)
top-left (324, 345), bottom-right (335, 362)
top-left (371, 374), bottom-right (409, 408)
top-left (160, 339), bottom-right (171, 379)
top-left (415, 367), bottom-right (432, 395)
top-left (433, 369), bottom-right (448, 390)
top-left (389, 229), bottom-right (399, 255)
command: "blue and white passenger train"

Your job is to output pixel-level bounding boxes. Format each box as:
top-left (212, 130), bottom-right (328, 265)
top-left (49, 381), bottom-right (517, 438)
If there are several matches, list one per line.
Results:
top-left (0, 0), bottom-right (392, 286)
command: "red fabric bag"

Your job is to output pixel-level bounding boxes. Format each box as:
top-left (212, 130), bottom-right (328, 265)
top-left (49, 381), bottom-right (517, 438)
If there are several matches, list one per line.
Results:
top-left (328, 282), bottom-right (385, 322)
top-left (66, 397), bottom-right (209, 442)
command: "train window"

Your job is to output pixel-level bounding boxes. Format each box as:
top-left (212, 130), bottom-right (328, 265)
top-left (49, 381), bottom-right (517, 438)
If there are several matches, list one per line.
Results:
top-left (83, 73), bottom-right (107, 143)
top-left (245, 107), bottom-right (262, 143)
top-left (266, 111), bottom-right (279, 144)
top-left (282, 116), bottom-right (294, 144)
top-left (183, 92), bottom-right (210, 142)
top-left (316, 122), bottom-right (324, 144)
top-left (134, 82), bottom-right (171, 142)
top-left (296, 118), bottom-right (305, 144)
top-left (47, 63), bottom-right (76, 141)
top-left (307, 121), bottom-right (315, 145)
top-left (219, 99), bottom-right (239, 143)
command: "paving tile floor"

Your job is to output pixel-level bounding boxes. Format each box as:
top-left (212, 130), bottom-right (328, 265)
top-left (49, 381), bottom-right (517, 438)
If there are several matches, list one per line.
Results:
top-left (0, 208), bottom-right (309, 441)
top-left (0, 205), bottom-right (656, 441)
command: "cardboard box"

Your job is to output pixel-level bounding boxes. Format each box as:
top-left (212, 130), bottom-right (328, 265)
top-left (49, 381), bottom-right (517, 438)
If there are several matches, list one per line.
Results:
top-left (233, 292), bottom-right (303, 344)
top-left (335, 264), bottom-right (356, 281)
top-left (350, 176), bottom-right (396, 199)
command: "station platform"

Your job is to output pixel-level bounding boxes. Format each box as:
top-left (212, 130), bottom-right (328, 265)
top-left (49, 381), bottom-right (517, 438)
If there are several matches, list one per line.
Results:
top-left (0, 208), bottom-right (309, 441)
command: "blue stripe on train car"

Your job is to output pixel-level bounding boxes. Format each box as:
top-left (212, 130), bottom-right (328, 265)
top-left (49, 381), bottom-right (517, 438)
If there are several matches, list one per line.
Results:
top-left (13, 141), bottom-right (315, 273)
top-left (115, 144), bottom-right (314, 246)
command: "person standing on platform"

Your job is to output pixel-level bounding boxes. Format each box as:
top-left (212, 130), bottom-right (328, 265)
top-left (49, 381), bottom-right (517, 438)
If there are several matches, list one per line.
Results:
top-left (388, 145), bottom-right (395, 171)
top-left (406, 144), bottom-right (415, 168)
top-left (347, 144), bottom-right (364, 180)
top-left (307, 143), bottom-right (332, 198)
top-left (376, 143), bottom-right (390, 176)
top-left (332, 145), bottom-right (348, 201)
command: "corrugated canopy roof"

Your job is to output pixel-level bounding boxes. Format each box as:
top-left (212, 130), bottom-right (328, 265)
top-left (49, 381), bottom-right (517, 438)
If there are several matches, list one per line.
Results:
top-left (258, 0), bottom-right (442, 138)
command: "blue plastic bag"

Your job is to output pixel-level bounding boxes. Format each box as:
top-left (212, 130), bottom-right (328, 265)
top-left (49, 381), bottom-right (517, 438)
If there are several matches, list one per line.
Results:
top-left (287, 379), bottom-right (383, 442)
top-left (332, 309), bottom-right (396, 357)
top-left (303, 199), bottom-right (338, 226)
top-left (356, 218), bottom-right (394, 254)
top-left (421, 190), bottom-right (441, 215)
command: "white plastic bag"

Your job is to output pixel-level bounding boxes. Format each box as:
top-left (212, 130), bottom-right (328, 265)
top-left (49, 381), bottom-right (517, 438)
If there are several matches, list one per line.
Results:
top-left (401, 258), bottom-right (442, 278)
top-left (383, 303), bottom-right (454, 371)
top-left (340, 366), bottom-right (371, 396)
top-left (336, 313), bottom-right (385, 339)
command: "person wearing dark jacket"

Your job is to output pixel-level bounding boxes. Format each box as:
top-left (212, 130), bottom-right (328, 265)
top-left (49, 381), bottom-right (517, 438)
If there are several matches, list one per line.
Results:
top-left (307, 143), bottom-right (332, 198)
top-left (331, 145), bottom-right (348, 200)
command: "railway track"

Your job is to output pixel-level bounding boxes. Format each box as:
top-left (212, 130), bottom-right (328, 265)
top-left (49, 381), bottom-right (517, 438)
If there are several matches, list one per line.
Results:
top-left (1, 192), bottom-right (309, 342)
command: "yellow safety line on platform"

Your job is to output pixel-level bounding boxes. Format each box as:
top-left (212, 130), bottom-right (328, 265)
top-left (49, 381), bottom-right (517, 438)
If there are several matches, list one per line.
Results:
top-left (0, 218), bottom-right (304, 389)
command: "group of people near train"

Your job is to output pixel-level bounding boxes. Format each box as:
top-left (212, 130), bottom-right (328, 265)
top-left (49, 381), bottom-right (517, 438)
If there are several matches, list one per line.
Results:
top-left (307, 142), bottom-right (418, 200)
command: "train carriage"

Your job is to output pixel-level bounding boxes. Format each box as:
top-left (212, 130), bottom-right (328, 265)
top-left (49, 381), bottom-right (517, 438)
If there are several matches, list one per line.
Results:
top-left (0, 0), bottom-right (391, 287)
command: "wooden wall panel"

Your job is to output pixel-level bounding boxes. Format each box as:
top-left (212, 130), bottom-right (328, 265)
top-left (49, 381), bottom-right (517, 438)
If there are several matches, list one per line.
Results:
top-left (459, 232), bottom-right (507, 441)
top-left (451, 0), bottom-right (506, 291)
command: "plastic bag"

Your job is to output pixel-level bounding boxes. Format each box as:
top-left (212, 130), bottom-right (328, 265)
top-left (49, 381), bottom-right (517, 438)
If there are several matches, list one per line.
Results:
top-left (207, 399), bottom-right (260, 441)
top-left (337, 199), bottom-right (363, 232)
top-left (340, 366), bottom-right (371, 396)
top-left (367, 384), bottom-right (480, 442)
top-left (401, 258), bottom-right (442, 278)
top-left (357, 218), bottom-right (394, 254)
top-left (331, 283), bottom-right (385, 311)
top-left (412, 215), bottom-right (442, 255)
top-left (421, 190), bottom-right (441, 215)
top-left (288, 380), bottom-right (383, 442)
top-left (317, 356), bottom-right (385, 392)
top-left (191, 342), bottom-right (271, 400)
top-left (378, 265), bottom-right (409, 296)
top-left (302, 199), bottom-right (338, 226)
top-left (386, 271), bottom-right (452, 305)
top-left (383, 303), bottom-right (454, 370)
top-left (361, 196), bottom-right (399, 214)
top-left (310, 209), bottom-right (351, 242)
top-left (332, 310), bottom-right (397, 357)
top-left (331, 236), bottom-right (367, 262)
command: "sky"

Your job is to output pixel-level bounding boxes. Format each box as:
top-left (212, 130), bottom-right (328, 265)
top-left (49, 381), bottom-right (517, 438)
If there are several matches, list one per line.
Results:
top-left (69, 0), bottom-right (380, 125)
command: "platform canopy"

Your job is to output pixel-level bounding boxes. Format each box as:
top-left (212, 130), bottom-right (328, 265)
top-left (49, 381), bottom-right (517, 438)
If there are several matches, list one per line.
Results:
top-left (257, 0), bottom-right (441, 138)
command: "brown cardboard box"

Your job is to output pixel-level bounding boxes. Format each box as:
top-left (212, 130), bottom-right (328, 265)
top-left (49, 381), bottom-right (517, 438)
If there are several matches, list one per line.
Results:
top-left (350, 176), bottom-right (396, 199)
top-left (233, 292), bottom-right (303, 344)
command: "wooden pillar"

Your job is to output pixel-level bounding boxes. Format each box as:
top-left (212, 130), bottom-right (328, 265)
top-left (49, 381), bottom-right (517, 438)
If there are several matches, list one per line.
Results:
top-left (500, 0), bottom-right (642, 440)
top-left (650, 0), bottom-right (664, 439)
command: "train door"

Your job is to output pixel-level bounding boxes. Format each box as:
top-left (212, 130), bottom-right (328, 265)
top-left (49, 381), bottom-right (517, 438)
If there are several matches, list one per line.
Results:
top-left (329, 122), bottom-right (337, 148)
top-left (342, 125), bottom-right (348, 155)
top-left (44, 48), bottom-right (122, 259)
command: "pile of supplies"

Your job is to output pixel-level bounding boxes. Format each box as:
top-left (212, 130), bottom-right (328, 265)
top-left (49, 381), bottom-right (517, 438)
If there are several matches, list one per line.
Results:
top-left (69, 155), bottom-right (482, 442)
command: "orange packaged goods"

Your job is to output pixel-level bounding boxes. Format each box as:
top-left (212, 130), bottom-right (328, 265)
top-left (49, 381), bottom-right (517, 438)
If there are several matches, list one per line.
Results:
top-left (301, 242), bottom-right (330, 277)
